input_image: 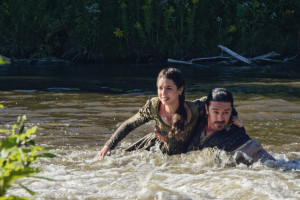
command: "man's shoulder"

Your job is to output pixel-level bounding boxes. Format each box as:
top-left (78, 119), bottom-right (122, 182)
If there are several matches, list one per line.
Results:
top-left (225, 124), bottom-right (249, 137)
top-left (206, 125), bottom-right (251, 152)
top-left (222, 125), bottom-right (251, 144)
top-left (227, 124), bottom-right (246, 132)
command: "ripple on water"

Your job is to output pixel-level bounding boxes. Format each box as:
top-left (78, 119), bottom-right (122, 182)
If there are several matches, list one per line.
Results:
top-left (47, 87), bottom-right (80, 91)
top-left (237, 98), bottom-right (300, 120)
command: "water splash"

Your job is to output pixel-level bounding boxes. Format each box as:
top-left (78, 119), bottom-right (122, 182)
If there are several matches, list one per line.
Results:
top-left (7, 147), bottom-right (300, 199)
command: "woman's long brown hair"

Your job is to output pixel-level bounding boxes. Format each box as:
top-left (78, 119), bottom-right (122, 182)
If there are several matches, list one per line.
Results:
top-left (157, 68), bottom-right (186, 141)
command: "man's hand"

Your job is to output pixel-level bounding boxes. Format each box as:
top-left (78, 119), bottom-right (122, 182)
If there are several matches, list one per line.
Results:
top-left (154, 125), bottom-right (168, 144)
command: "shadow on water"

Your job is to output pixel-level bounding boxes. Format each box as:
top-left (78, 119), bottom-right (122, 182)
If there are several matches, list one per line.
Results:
top-left (1, 63), bottom-right (300, 98)
top-left (0, 64), bottom-right (162, 93)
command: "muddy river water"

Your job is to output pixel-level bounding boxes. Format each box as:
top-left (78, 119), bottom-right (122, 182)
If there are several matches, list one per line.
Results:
top-left (0, 63), bottom-right (300, 199)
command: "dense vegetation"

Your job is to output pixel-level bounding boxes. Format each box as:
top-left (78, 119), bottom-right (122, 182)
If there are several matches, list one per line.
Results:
top-left (0, 0), bottom-right (299, 63)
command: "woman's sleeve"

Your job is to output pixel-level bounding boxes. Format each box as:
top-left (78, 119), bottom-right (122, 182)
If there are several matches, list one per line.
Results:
top-left (194, 96), bottom-right (207, 118)
top-left (105, 99), bottom-right (153, 150)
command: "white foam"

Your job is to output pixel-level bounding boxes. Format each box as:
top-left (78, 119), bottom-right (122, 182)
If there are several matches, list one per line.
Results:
top-left (7, 147), bottom-right (300, 200)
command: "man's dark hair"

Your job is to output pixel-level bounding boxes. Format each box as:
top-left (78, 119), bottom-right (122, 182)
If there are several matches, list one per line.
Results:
top-left (206, 88), bottom-right (234, 108)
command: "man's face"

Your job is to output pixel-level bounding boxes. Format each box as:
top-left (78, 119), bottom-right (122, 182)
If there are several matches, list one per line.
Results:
top-left (206, 101), bottom-right (232, 131)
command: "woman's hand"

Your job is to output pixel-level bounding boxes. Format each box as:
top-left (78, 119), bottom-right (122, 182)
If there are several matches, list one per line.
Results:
top-left (232, 116), bottom-right (244, 127)
top-left (95, 145), bottom-right (111, 160)
top-left (154, 125), bottom-right (168, 144)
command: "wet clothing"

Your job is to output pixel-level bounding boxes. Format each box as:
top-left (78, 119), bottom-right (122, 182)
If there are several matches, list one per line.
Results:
top-left (105, 97), bottom-right (206, 155)
top-left (187, 118), bottom-right (251, 152)
top-left (187, 117), bottom-right (275, 164)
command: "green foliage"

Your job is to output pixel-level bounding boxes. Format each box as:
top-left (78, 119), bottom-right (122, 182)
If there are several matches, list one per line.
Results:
top-left (0, 115), bottom-right (56, 199)
top-left (186, 4), bottom-right (196, 48)
top-left (0, 0), bottom-right (299, 62)
top-left (0, 56), bottom-right (10, 65)
top-left (143, 1), bottom-right (153, 40)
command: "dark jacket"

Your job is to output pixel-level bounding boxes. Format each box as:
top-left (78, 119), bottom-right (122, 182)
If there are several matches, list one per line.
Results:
top-left (187, 117), bottom-right (275, 164)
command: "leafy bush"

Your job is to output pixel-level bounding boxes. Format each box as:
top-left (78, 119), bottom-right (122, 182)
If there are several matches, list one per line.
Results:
top-left (0, 114), bottom-right (56, 199)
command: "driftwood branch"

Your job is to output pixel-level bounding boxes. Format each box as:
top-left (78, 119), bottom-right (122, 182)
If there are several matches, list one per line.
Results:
top-left (284, 55), bottom-right (298, 62)
top-left (191, 56), bottom-right (230, 63)
top-left (252, 51), bottom-right (280, 60)
top-left (167, 45), bottom-right (296, 66)
top-left (252, 58), bottom-right (283, 64)
top-left (167, 58), bottom-right (193, 65)
top-left (250, 51), bottom-right (282, 64)
top-left (168, 56), bottom-right (231, 66)
top-left (217, 45), bottom-right (253, 65)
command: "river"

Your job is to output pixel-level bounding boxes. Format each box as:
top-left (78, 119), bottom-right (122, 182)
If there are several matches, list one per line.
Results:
top-left (1, 63), bottom-right (300, 199)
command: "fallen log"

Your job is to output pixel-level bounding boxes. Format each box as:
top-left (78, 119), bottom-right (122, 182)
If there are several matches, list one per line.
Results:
top-left (217, 59), bottom-right (239, 65)
top-left (167, 58), bottom-right (193, 65)
top-left (252, 51), bottom-right (280, 60)
top-left (167, 46), bottom-right (296, 67)
top-left (217, 45), bottom-right (253, 65)
top-left (284, 55), bottom-right (298, 62)
top-left (251, 51), bottom-right (282, 64)
top-left (252, 58), bottom-right (283, 64)
top-left (191, 56), bottom-right (230, 63)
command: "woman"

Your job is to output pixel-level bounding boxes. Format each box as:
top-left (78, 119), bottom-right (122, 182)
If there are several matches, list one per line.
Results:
top-left (95, 67), bottom-right (206, 159)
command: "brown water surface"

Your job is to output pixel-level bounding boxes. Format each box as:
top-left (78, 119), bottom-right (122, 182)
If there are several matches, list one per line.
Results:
top-left (1, 63), bottom-right (300, 199)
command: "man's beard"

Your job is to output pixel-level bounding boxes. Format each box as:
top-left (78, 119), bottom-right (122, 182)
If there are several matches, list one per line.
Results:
top-left (214, 121), bottom-right (225, 130)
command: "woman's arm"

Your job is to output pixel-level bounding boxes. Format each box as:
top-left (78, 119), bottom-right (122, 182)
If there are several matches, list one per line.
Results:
top-left (153, 125), bottom-right (167, 144)
top-left (193, 96), bottom-right (207, 117)
top-left (95, 99), bottom-right (153, 159)
top-left (95, 145), bottom-right (111, 160)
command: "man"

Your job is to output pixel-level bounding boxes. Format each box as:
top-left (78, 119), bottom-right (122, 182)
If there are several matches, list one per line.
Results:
top-left (186, 88), bottom-right (275, 164)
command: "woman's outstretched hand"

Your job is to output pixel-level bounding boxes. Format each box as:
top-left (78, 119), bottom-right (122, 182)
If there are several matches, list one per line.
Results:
top-left (154, 125), bottom-right (167, 144)
top-left (95, 145), bottom-right (111, 160)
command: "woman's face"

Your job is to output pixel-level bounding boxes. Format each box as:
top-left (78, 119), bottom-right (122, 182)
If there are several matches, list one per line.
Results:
top-left (157, 77), bottom-right (183, 106)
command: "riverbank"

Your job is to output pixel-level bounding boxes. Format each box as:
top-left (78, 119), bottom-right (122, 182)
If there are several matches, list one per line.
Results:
top-left (1, 50), bottom-right (299, 69)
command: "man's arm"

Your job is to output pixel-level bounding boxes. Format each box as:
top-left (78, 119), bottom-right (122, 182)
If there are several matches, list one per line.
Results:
top-left (233, 139), bottom-right (276, 164)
